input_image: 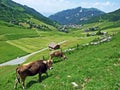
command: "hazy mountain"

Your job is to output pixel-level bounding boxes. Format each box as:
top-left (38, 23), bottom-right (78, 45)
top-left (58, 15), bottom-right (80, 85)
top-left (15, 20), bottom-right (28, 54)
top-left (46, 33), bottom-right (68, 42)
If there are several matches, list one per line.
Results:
top-left (49, 7), bottom-right (105, 25)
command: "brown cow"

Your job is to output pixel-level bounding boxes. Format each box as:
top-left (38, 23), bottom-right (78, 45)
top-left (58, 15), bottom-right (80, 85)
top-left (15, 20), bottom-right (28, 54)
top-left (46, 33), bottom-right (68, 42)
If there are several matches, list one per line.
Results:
top-left (49, 49), bottom-right (67, 60)
top-left (14, 59), bottom-right (53, 89)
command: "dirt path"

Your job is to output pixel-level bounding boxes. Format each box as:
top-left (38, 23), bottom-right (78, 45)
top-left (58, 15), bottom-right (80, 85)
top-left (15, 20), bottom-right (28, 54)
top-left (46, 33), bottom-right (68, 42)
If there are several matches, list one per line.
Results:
top-left (0, 40), bottom-right (67, 66)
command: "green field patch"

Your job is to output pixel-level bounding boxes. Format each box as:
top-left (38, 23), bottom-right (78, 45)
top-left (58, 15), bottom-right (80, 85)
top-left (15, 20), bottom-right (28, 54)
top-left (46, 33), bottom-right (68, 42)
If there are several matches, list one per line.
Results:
top-left (103, 27), bottom-right (120, 33)
top-left (25, 36), bottom-right (95, 63)
top-left (5, 33), bottom-right (78, 53)
top-left (0, 25), bottom-right (40, 41)
top-left (0, 41), bottom-right (28, 63)
top-left (29, 18), bottom-right (56, 30)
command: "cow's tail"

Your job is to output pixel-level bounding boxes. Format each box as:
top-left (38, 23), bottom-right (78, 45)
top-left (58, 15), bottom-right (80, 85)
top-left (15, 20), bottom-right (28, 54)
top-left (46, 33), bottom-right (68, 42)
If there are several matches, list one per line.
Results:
top-left (16, 67), bottom-right (21, 83)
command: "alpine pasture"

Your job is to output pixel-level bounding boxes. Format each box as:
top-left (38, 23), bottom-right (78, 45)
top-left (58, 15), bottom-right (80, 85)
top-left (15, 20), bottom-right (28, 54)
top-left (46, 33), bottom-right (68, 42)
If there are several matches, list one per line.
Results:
top-left (0, 20), bottom-right (120, 90)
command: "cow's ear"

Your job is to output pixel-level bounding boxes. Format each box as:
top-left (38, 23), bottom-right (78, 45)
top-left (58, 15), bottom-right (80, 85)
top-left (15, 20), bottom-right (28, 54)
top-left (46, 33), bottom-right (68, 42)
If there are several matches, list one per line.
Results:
top-left (43, 61), bottom-right (47, 64)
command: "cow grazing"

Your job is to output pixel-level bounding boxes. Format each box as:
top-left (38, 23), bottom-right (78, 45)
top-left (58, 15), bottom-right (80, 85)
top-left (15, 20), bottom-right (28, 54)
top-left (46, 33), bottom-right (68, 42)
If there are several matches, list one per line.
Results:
top-left (49, 49), bottom-right (67, 60)
top-left (14, 59), bottom-right (53, 89)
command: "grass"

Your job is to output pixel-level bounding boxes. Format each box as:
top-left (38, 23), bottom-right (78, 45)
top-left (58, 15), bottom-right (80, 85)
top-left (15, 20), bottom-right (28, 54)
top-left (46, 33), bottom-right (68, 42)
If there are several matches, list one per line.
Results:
top-left (24, 36), bottom-right (95, 63)
top-left (0, 21), bottom-right (120, 63)
top-left (6, 35), bottom-right (68, 53)
top-left (0, 32), bottom-right (120, 90)
top-left (0, 41), bottom-right (27, 63)
top-left (0, 22), bottom-right (96, 63)
top-left (0, 22), bottom-right (40, 63)
top-left (0, 24), bottom-right (40, 41)
top-left (29, 18), bottom-right (56, 30)
top-left (0, 20), bottom-right (120, 89)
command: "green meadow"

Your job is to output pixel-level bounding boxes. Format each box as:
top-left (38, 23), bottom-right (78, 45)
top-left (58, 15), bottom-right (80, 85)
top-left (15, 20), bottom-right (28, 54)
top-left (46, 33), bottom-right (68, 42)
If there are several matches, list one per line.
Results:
top-left (0, 20), bottom-right (96, 63)
top-left (0, 20), bottom-right (120, 90)
top-left (0, 20), bottom-right (120, 63)
top-left (0, 28), bottom-right (120, 90)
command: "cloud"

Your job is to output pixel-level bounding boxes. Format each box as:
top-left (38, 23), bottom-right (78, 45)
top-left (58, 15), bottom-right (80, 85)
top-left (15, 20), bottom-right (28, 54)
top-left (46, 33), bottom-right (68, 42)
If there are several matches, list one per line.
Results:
top-left (94, 1), bottom-right (111, 6)
top-left (13, 0), bottom-right (74, 16)
top-left (104, 1), bottom-right (111, 6)
top-left (80, 1), bottom-right (112, 8)
top-left (78, 1), bottom-right (117, 13)
top-left (13, 0), bottom-right (120, 16)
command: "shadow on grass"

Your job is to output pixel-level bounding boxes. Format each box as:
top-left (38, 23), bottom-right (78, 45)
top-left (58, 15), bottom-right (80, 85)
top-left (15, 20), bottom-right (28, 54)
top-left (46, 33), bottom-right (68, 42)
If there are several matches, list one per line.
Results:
top-left (53, 58), bottom-right (67, 64)
top-left (26, 74), bottom-right (52, 89)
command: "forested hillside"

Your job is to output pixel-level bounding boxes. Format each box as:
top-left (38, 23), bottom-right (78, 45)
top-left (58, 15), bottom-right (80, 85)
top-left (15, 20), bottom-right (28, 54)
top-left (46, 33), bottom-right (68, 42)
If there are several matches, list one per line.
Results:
top-left (49, 7), bottom-right (105, 25)
top-left (82, 9), bottom-right (120, 24)
top-left (0, 0), bottom-right (56, 28)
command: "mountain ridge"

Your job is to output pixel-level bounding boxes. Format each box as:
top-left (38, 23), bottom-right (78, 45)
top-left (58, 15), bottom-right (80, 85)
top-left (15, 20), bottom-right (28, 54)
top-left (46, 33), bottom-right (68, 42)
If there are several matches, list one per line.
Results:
top-left (49, 6), bottom-right (105, 25)
top-left (83, 8), bottom-right (120, 24)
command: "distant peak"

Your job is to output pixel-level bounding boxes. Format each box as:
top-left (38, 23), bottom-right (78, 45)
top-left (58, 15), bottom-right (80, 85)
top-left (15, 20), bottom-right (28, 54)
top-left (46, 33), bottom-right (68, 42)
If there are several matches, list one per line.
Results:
top-left (49, 6), bottom-right (105, 25)
top-left (73, 6), bottom-right (82, 10)
top-left (76, 6), bottom-right (82, 9)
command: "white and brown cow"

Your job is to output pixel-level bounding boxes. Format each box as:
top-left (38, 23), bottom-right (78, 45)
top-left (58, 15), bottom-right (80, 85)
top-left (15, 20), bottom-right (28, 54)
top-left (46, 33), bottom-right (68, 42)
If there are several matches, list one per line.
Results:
top-left (14, 59), bottom-right (53, 89)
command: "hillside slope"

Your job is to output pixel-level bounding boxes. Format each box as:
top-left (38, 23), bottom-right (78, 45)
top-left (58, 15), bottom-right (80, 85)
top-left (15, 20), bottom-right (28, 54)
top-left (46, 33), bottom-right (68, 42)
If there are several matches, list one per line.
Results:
top-left (0, 0), bottom-right (58, 63)
top-left (83, 8), bottom-right (120, 24)
top-left (0, 30), bottom-right (120, 90)
top-left (49, 7), bottom-right (105, 25)
top-left (0, 0), bottom-right (56, 29)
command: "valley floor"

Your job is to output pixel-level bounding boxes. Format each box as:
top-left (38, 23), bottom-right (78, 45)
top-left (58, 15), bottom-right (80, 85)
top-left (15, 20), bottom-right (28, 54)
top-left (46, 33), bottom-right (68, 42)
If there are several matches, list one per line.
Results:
top-left (0, 40), bottom-right (66, 66)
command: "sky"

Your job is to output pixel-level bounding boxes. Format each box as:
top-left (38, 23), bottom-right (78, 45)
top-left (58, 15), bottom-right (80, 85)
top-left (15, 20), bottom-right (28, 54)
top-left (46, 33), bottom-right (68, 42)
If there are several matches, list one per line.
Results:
top-left (12, 0), bottom-right (120, 17)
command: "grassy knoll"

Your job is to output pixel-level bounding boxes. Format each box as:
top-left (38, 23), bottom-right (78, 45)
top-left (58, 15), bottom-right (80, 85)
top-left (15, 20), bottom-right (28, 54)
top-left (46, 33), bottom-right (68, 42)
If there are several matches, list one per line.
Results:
top-left (0, 31), bottom-right (120, 90)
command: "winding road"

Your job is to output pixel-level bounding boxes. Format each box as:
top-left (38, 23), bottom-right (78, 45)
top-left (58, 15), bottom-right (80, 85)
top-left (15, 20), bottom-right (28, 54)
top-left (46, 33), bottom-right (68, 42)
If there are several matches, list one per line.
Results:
top-left (0, 40), bottom-right (67, 67)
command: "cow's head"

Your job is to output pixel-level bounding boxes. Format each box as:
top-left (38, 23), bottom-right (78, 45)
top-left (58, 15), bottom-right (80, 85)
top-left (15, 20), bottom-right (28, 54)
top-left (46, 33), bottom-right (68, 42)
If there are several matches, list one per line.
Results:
top-left (43, 59), bottom-right (53, 70)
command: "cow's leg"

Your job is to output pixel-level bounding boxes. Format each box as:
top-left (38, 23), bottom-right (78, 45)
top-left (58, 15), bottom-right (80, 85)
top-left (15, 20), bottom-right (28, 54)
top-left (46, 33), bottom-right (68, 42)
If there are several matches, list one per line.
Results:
top-left (21, 77), bottom-right (26, 90)
top-left (38, 73), bottom-right (42, 82)
top-left (14, 74), bottom-right (21, 89)
top-left (14, 78), bottom-right (19, 89)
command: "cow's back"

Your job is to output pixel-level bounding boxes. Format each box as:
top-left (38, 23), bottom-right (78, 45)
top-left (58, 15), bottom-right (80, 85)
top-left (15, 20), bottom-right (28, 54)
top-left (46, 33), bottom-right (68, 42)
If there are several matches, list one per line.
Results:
top-left (18, 60), bottom-right (44, 76)
top-left (28, 60), bottom-right (47, 75)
